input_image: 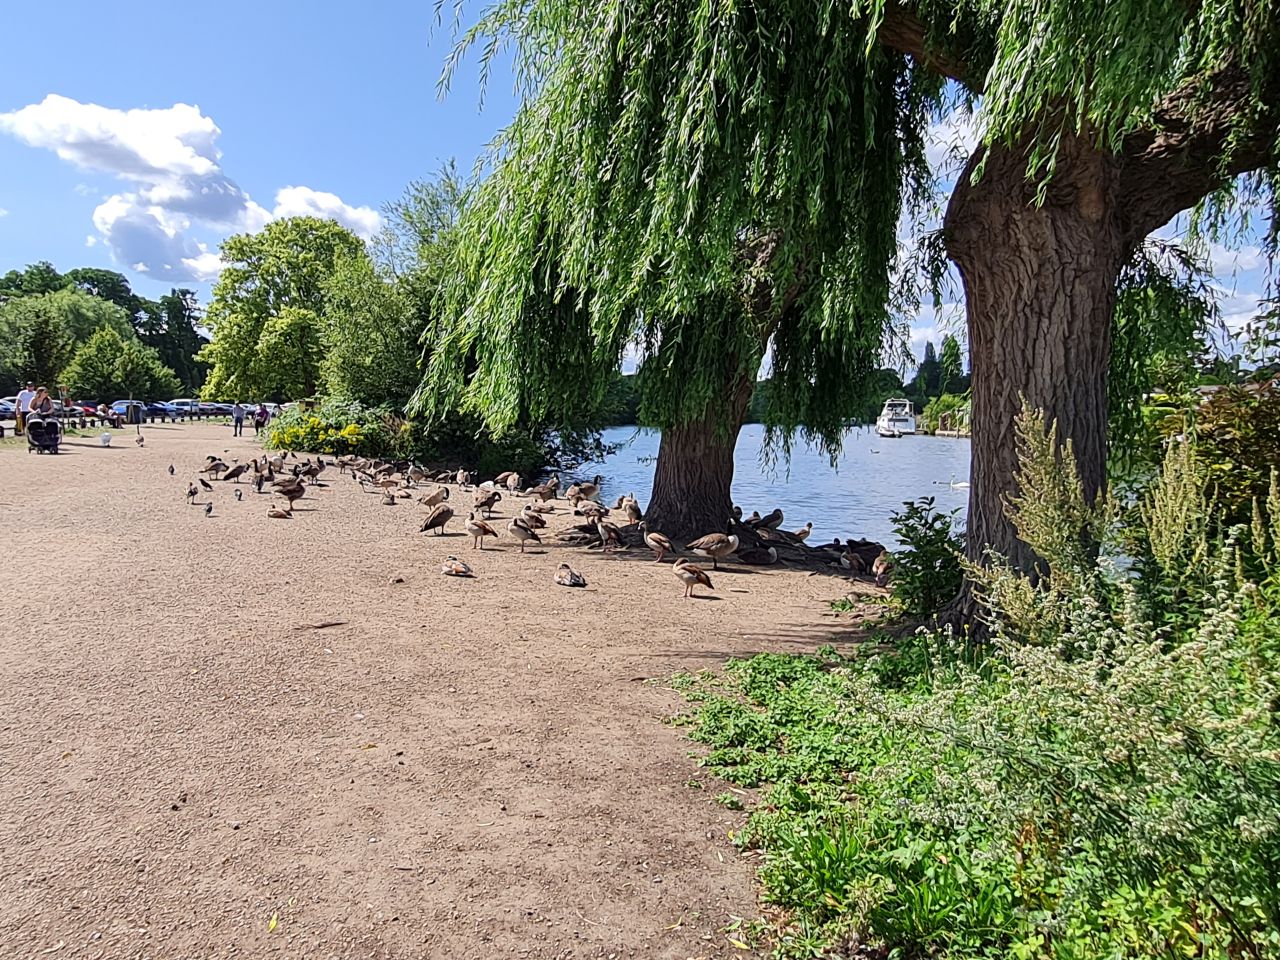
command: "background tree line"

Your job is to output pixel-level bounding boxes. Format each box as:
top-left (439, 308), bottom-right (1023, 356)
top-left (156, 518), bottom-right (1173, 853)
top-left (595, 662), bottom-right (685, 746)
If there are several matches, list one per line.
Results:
top-left (0, 261), bottom-right (205, 401)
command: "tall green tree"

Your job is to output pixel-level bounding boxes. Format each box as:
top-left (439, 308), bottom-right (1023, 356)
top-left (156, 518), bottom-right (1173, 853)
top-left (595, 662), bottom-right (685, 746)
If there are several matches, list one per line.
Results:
top-left (0, 261), bottom-right (66, 300)
top-left (62, 325), bottom-right (182, 400)
top-left (0, 302), bottom-right (72, 390)
top-left (939, 335), bottom-right (964, 394)
top-left (419, 0), bottom-right (1278, 568)
top-left (199, 217), bottom-right (365, 400)
top-left (137, 289), bottom-right (207, 392)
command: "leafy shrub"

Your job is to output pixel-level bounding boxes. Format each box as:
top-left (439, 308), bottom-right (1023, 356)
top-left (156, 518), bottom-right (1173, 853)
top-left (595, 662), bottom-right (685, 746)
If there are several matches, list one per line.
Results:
top-left (263, 398), bottom-right (407, 458)
top-left (889, 497), bottom-right (964, 615)
top-left (919, 391), bottom-right (970, 434)
top-left (675, 411), bottom-right (1280, 959)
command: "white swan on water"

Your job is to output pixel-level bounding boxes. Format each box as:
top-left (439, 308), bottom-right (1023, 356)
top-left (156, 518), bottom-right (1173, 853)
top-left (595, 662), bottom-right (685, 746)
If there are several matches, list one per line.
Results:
top-left (949, 473), bottom-right (970, 490)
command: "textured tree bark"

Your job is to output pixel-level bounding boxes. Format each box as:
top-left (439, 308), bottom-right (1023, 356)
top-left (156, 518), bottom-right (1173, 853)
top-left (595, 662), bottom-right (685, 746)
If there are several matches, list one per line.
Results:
top-left (945, 134), bottom-right (1126, 578)
top-left (645, 371), bottom-right (756, 542)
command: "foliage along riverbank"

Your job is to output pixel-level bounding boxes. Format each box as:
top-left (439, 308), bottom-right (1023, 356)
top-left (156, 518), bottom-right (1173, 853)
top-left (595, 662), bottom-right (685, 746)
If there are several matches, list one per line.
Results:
top-left (672, 407), bottom-right (1280, 959)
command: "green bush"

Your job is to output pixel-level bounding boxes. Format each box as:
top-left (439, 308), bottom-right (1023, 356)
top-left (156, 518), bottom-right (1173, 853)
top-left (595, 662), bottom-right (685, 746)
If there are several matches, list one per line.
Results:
top-left (889, 497), bottom-right (964, 615)
top-left (262, 398), bottom-right (408, 458)
top-left (674, 412), bottom-right (1280, 959)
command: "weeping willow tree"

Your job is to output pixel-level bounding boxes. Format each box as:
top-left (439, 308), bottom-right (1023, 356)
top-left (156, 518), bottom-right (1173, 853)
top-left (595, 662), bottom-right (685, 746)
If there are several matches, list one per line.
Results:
top-left (415, 0), bottom-right (1279, 564)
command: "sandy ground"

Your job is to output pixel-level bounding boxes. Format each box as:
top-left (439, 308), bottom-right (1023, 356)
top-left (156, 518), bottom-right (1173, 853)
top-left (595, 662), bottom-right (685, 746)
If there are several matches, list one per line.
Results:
top-left (0, 423), bottom-right (878, 959)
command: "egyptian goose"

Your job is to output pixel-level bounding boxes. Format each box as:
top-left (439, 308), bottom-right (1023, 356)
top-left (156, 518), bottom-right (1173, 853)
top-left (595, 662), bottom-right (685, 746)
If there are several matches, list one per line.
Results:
top-left (553, 563), bottom-right (587, 588)
top-left (672, 558), bottom-right (713, 598)
top-left (639, 521), bottom-right (673, 563)
top-left (507, 517), bottom-right (541, 553)
top-left (441, 556), bottom-right (473, 577)
top-left (466, 512), bottom-right (499, 549)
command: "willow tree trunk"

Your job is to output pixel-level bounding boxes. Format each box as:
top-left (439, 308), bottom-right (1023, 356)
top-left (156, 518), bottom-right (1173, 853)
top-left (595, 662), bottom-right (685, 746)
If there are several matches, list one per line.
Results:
top-left (945, 135), bottom-right (1126, 578)
top-left (645, 371), bottom-right (756, 541)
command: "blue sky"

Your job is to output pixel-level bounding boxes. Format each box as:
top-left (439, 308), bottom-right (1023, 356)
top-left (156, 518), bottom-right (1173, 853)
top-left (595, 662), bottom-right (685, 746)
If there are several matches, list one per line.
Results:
top-left (0, 2), bottom-right (1270, 366)
top-left (0, 1), bottom-right (517, 295)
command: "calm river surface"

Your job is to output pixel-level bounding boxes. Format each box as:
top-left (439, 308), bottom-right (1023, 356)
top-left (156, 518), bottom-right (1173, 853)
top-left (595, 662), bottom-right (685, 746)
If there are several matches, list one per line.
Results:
top-left (579, 425), bottom-right (971, 548)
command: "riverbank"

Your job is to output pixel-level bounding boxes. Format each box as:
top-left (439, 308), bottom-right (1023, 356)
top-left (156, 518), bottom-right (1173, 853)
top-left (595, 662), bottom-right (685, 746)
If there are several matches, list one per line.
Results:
top-left (0, 422), bottom-right (885, 958)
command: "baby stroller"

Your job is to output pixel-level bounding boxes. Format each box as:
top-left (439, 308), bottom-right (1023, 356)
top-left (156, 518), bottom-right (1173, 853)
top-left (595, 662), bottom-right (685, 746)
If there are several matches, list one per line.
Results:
top-left (26, 415), bottom-right (63, 454)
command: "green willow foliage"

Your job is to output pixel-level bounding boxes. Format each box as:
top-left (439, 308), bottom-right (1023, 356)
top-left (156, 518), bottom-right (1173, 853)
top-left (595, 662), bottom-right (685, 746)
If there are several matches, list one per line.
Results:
top-left (415, 0), bottom-right (1277, 449)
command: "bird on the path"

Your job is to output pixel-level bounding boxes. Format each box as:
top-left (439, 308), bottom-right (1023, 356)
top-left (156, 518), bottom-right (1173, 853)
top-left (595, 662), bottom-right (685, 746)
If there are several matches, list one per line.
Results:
top-left (255, 473), bottom-right (265, 494)
top-left (639, 521), bottom-right (673, 562)
top-left (234, 488), bottom-right (243, 502)
top-left (793, 521), bottom-right (813, 542)
top-left (673, 558), bottom-right (713, 598)
top-left (267, 507), bottom-right (292, 519)
top-left (872, 549), bottom-right (893, 586)
top-left (455, 468), bottom-right (471, 487)
top-left (204, 502), bottom-right (214, 517)
top-left (596, 519), bottom-right (625, 552)
top-left (276, 485), bottom-right (305, 510)
top-left (135, 434), bottom-right (145, 447)
top-left (186, 484), bottom-right (198, 504)
top-left (419, 486), bottom-right (450, 508)
top-left (507, 517), bottom-right (541, 553)
top-left (168, 464), bottom-right (175, 476)
top-left (441, 556), bottom-right (473, 577)
top-left (466, 512), bottom-right (499, 549)
top-left (420, 504), bottom-right (455, 535)
top-left (381, 491), bottom-right (397, 506)
top-left (686, 530), bottom-right (739, 569)
top-left (553, 563), bottom-right (587, 588)
top-left (204, 461), bottom-right (229, 478)
top-left (519, 504), bottom-right (547, 529)
top-left (199, 478), bottom-right (214, 492)
top-left (577, 500), bottom-right (609, 521)
top-left (505, 472), bottom-right (522, 494)
top-left (473, 488), bottom-right (502, 518)
top-left (221, 463), bottom-right (249, 483)
top-left (623, 496), bottom-right (643, 524)
top-left (841, 549), bottom-right (865, 575)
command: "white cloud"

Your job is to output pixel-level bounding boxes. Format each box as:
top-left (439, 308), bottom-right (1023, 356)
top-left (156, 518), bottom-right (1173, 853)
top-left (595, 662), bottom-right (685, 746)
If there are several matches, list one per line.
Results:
top-left (84, 234), bottom-right (96, 247)
top-left (1207, 241), bottom-right (1265, 275)
top-left (0, 207), bottom-right (8, 218)
top-left (272, 186), bottom-right (381, 240)
top-left (0, 94), bottom-right (381, 282)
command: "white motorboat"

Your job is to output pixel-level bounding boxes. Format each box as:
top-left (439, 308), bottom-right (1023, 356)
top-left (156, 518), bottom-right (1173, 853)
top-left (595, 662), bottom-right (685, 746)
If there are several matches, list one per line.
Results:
top-left (875, 398), bottom-right (916, 438)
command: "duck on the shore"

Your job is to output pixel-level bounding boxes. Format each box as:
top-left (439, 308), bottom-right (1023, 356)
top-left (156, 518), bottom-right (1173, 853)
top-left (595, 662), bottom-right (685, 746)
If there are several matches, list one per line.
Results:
top-left (519, 504), bottom-right (548, 529)
top-left (639, 521), bottom-right (673, 563)
top-left (752, 508), bottom-right (784, 530)
top-left (686, 529), bottom-right (739, 569)
top-left (840, 549), bottom-right (865, 575)
top-left (507, 517), bottom-right (542, 553)
top-left (466, 512), bottom-right (499, 549)
top-left (673, 558), bottom-right (713, 598)
top-left (623, 496), bottom-right (643, 524)
top-left (872, 549), bottom-right (893, 585)
top-left (595, 519), bottom-right (625, 552)
top-left (792, 521), bottom-right (813, 542)
top-left (553, 563), bottom-right (588, 588)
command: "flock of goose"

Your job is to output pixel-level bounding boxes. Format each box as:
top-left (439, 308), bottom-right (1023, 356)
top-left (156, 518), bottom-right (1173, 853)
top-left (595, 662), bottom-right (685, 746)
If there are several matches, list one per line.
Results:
top-left (177, 453), bottom-right (892, 596)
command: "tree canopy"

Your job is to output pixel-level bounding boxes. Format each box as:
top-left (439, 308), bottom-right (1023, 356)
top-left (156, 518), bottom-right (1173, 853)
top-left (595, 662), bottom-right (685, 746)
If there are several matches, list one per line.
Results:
top-left (62, 325), bottom-right (182, 401)
top-left (199, 217), bottom-right (366, 401)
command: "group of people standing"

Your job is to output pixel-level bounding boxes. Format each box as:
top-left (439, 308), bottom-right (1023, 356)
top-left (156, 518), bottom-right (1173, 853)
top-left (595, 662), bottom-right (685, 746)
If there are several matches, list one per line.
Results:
top-left (13, 382), bottom-right (54, 434)
top-left (231, 402), bottom-right (272, 438)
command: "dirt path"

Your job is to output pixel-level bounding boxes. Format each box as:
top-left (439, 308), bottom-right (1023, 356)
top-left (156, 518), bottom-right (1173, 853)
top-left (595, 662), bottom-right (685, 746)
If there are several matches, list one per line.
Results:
top-left (0, 424), bottom-right (873, 959)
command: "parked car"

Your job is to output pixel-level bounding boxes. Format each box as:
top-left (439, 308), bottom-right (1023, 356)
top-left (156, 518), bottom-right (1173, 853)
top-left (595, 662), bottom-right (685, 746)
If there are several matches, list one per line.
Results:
top-left (145, 401), bottom-right (180, 419)
top-left (170, 398), bottom-right (199, 415)
top-left (0, 399), bottom-right (14, 417)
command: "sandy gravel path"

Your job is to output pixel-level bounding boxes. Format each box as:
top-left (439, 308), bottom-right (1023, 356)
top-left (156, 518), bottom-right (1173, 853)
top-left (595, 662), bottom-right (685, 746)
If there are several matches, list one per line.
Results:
top-left (0, 423), bottom-right (868, 959)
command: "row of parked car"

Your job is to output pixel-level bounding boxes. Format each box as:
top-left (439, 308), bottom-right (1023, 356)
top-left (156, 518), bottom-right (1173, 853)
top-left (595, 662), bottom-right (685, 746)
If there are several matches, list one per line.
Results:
top-left (0, 396), bottom-right (286, 420)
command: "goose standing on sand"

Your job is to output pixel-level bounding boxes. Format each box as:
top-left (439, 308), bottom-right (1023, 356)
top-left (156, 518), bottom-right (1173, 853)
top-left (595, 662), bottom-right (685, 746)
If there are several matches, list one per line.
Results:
top-left (204, 502), bottom-right (214, 517)
top-left (639, 521), bottom-right (674, 562)
top-left (519, 504), bottom-right (548, 529)
top-left (420, 504), bottom-right (455, 535)
top-left (554, 563), bottom-right (588, 588)
top-left (221, 463), bottom-right (249, 483)
top-left (505, 472), bottom-right (522, 494)
top-left (168, 464), bottom-right (175, 476)
top-left (455, 468), bottom-right (472, 487)
top-left (623, 496), bottom-right (643, 525)
top-left (419, 485), bottom-right (450, 508)
top-left (672, 558), bottom-right (713, 598)
top-left (473, 488), bottom-right (502, 518)
top-left (872, 549), bottom-right (893, 586)
top-left (686, 529), bottom-right (739, 569)
top-left (199, 478), bottom-right (214, 493)
top-left (508, 517), bottom-right (541, 553)
top-left (466, 512), bottom-right (499, 549)
top-left (186, 484), bottom-right (198, 504)
top-left (841, 549), bottom-right (865, 575)
top-left (596, 519), bottom-right (625, 552)
top-left (234, 488), bottom-right (243, 502)
top-left (577, 475), bottom-right (604, 501)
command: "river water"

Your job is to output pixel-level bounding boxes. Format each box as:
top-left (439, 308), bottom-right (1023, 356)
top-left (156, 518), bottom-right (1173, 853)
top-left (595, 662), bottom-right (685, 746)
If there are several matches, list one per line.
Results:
top-left (578, 425), bottom-right (971, 548)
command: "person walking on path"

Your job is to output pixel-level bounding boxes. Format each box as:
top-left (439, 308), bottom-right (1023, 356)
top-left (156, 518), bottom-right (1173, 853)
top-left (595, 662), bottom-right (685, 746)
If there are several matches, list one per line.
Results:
top-left (253, 403), bottom-right (268, 436)
top-left (28, 386), bottom-right (54, 417)
top-left (15, 382), bottom-right (34, 435)
top-left (232, 402), bottom-right (245, 437)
